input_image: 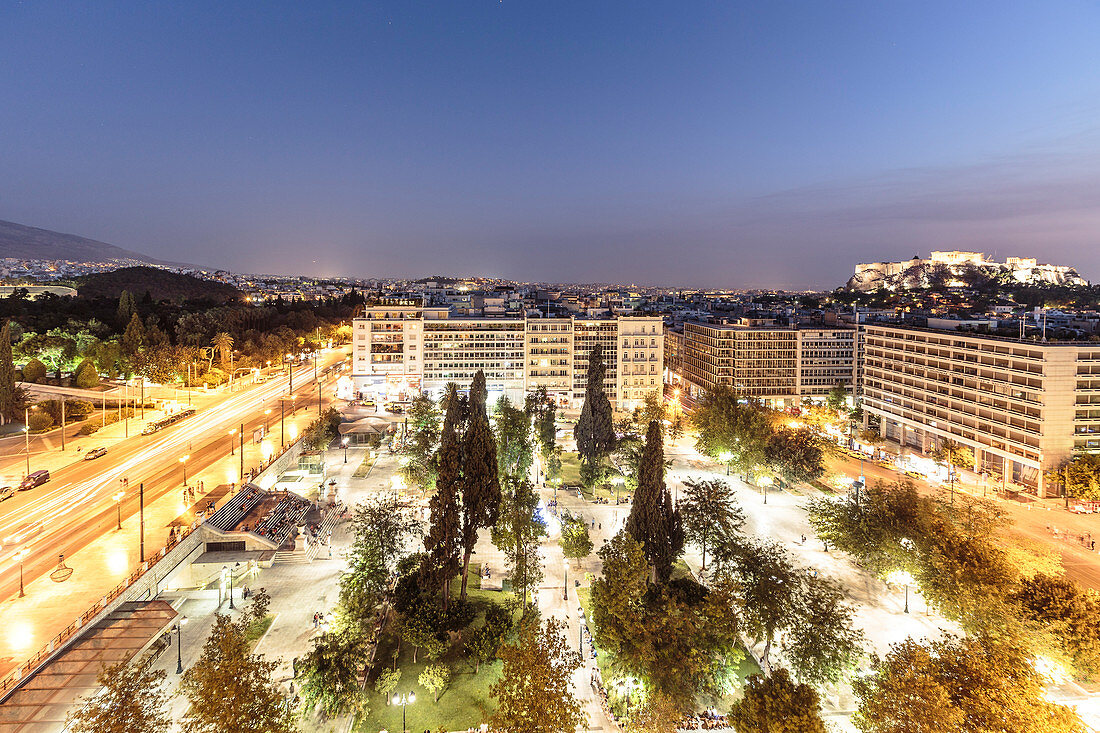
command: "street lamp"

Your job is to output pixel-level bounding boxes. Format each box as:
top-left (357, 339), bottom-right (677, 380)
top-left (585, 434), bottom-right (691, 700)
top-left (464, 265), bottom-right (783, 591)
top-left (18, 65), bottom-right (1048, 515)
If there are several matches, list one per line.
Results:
top-left (225, 562), bottom-right (240, 609)
top-left (174, 617), bottom-right (189, 674)
top-left (16, 548), bottom-right (29, 597)
top-left (578, 606), bottom-right (585, 652)
top-left (719, 450), bottom-right (733, 476)
top-left (391, 691), bottom-right (415, 732)
top-left (563, 559), bottom-right (568, 601)
top-left (264, 408), bottom-right (273, 436)
top-left (342, 436), bottom-right (349, 463)
top-left (759, 475), bottom-right (773, 504)
top-left (229, 428), bottom-right (237, 455)
top-left (612, 476), bottom-right (625, 504)
top-left (114, 491), bottom-right (124, 530)
top-left (179, 454), bottom-right (190, 486)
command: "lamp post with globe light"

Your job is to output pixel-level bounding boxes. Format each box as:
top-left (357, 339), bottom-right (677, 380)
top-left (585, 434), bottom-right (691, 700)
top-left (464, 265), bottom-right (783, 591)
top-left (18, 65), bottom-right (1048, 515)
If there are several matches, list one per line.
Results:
top-left (391, 691), bottom-right (415, 732)
top-left (179, 454), bottom-right (190, 486)
top-left (719, 450), bottom-right (733, 476)
top-left (16, 548), bottom-right (29, 597)
top-left (174, 617), bottom-right (188, 674)
top-left (114, 491), bottom-right (124, 530)
top-left (343, 436), bottom-right (349, 463)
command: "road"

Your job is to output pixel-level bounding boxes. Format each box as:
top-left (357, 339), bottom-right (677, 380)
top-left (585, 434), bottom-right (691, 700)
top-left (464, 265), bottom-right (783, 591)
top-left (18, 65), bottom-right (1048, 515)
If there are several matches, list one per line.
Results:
top-left (0, 351), bottom-right (348, 606)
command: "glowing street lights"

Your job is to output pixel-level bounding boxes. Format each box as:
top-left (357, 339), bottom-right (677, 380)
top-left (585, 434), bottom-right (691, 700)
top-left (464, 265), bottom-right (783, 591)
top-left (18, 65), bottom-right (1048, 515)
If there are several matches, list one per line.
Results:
top-left (16, 548), bottom-right (29, 597)
top-left (179, 454), bottom-right (190, 486)
top-left (562, 559), bottom-right (569, 601)
top-left (759, 474), bottom-right (773, 504)
top-left (264, 408), bottom-right (273, 436)
top-left (174, 616), bottom-right (189, 674)
top-left (114, 491), bottom-right (124, 530)
top-left (342, 436), bottom-right (349, 463)
top-left (719, 450), bottom-right (733, 476)
top-left (391, 691), bottom-right (415, 732)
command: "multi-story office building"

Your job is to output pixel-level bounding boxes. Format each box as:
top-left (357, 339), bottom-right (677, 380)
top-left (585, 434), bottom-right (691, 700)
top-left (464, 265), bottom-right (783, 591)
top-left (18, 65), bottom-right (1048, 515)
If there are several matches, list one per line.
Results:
top-left (678, 319), bottom-right (855, 407)
top-left (351, 305), bottom-right (662, 410)
top-left (861, 323), bottom-right (1100, 497)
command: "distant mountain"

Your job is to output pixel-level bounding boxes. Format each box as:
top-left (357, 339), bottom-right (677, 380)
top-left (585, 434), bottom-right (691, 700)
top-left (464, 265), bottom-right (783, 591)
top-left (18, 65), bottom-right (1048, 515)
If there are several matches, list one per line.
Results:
top-left (75, 266), bottom-right (240, 302)
top-left (0, 219), bottom-right (170, 264)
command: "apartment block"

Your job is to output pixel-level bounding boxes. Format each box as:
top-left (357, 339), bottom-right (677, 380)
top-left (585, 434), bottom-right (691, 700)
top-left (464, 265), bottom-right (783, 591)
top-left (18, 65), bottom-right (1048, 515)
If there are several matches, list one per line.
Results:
top-left (678, 319), bottom-right (855, 407)
top-left (351, 306), bottom-right (663, 410)
top-left (861, 324), bottom-right (1100, 497)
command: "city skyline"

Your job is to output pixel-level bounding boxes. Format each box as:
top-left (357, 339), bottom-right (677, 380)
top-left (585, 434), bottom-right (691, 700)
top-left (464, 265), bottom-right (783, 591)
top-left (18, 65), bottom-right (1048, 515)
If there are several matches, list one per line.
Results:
top-left (2, 2), bottom-right (1099, 287)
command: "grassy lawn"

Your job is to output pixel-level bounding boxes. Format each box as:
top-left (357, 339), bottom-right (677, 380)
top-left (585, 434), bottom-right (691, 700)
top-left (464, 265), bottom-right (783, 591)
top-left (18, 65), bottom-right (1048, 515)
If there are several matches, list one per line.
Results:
top-left (352, 453), bottom-right (378, 478)
top-left (558, 451), bottom-right (583, 485)
top-left (355, 586), bottom-right (514, 732)
top-left (245, 614), bottom-right (274, 644)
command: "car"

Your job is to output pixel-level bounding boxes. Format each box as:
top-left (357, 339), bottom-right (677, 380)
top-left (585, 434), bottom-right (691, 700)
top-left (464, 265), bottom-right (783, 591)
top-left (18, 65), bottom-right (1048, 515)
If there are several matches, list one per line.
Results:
top-left (19, 470), bottom-right (49, 491)
top-left (84, 446), bottom-right (108, 460)
top-left (0, 486), bottom-right (13, 502)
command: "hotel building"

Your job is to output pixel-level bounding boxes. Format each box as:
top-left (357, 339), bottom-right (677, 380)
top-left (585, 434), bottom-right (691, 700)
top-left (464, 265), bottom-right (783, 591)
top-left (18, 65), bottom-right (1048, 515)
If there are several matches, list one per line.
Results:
top-left (351, 305), bottom-right (662, 410)
top-left (861, 324), bottom-right (1100, 497)
top-left (678, 319), bottom-right (856, 407)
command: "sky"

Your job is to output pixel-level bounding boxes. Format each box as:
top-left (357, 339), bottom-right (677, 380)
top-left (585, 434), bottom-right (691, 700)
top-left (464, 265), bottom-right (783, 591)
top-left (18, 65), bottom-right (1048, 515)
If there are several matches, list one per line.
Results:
top-left (1, 1), bottom-right (1099, 289)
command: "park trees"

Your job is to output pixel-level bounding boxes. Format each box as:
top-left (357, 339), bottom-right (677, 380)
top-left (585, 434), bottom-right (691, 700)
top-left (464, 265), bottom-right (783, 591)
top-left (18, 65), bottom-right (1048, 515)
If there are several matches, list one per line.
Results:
top-left (0, 321), bottom-right (18, 423)
top-left (296, 630), bottom-right (368, 718)
top-left (1010, 573), bottom-right (1100, 680)
top-left (21, 356), bottom-right (46, 383)
top-left (422, 386), bottom-right (463, 610)
top-left (931, 439), bottom-right (974, 502)
top-left (764, 427), bottom-right (825, 486)
top-left (418, 662), bottom-right (451, 702)
top-left (591, 532), bottom-right (742, 709)
top-left (341, 496), bottom-right (422, 628)
top-left (495, 395), bottom-right (534, 483)
top-left (179, 614), bottom-right (295, 733)
top-left (575, 343), bottom-right (615, 481)
top-left (459, 370), bottom-right (502, 600)
top-left (489, 617), bottom-right (586, 733)
top-left (1047, 454), bottom-right (1100, 501)
top-left (679, 477), bottom-right (744, 570)
top-left (72, 357), bottom-right (99, 388)
top-left (400, 393), bottom-right (442, 492)
top-left (853, 636), bottom-right (1086, 733)
top-left (212, 331), bottom-right (234, 368)
top-left (492, 477), bottom-right (546, 607)
top-left (559, 511), bottom-right (594, 565)
top-left (728, 668), bottom-right (828, 733)
top-left (66, 657), bottom-right (171, 733)
top-left (691, 385), bottom-right (771, 478)
top-left (625, 421), bottom-right (683, 582)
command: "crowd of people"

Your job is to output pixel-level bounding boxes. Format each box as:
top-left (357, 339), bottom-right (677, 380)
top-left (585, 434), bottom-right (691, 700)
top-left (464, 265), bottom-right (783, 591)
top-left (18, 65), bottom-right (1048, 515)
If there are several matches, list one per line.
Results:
top-left (252, 494), bottom-right (311, 544)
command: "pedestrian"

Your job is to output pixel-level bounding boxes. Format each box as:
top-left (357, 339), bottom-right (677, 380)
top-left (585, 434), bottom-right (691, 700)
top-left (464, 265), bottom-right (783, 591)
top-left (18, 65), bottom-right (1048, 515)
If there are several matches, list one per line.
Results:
top-left (801, 534), bottom-right (806, 544)
top-left (312, 612), bottom-right (318, 628)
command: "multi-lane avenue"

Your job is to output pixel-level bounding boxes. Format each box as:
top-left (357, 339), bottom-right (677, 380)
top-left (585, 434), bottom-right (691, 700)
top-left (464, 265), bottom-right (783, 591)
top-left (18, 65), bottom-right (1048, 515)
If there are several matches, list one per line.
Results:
top-left (0, 351), bottom-right (347, 609)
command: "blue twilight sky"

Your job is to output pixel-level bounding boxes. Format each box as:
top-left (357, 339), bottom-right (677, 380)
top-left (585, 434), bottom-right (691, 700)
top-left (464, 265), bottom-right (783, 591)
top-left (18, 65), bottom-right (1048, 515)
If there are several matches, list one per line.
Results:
top-left (1, 1), bottom-right (1099, 288)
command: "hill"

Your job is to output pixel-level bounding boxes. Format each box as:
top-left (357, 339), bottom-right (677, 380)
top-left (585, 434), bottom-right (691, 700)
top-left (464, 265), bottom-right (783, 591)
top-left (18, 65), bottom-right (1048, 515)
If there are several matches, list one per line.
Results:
top-left (75, 266), bottom-right (240, 302)
top-left (0, 219), bottom-right (168, 264)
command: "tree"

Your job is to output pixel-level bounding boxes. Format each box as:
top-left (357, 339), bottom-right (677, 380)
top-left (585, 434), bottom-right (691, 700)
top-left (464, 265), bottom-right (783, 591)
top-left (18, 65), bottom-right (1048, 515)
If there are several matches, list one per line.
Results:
top-left (728, 668), bottom-right (828, 733)
top-left (1011, 573), bottom-right (1100, 680)
top-left (625, 421), bottom-right (684, 582)
top-left (423, 385), bottom-right (464, 610)
top-left (179, 614), bottom-right (295, 733)
top-left (419, 662), bottom-right (451, 702)
top-left (67, 657), bottom-right (171, 733)
top-left (342, 497), bottom-right (422, 630)
top-left (629, 691), bottom-right (683, 733)
top-left (374, 668), bottom-right (401, 703)
top-left (22, 356), bottom-right (47, 383)
top-left (575, 343), bottom-right (615, 465)
top-left (1049, 454), bottom-right (1100, 501)
top-left (853, 636), bottom-right (1086, 733)
top-left (399, 602), bottom-right (445, 663)
top-left (459, 370), bottom-right (501, 600)
top-left (489, 616), bottom-right (586, 733)
top-left (0, 321), bottom-right (16, 423)
top-left (73, 357), bottom-right (99, 388)
top-left (116, 290), bottom-right (136, 327)
top-left (559, 511), bottom-right (594, 565)
top-left (931, 439), bottom-right (974, 502)
top-left (764, 427), bottom-right (825, 486)
top-left (637, 390), bottom-right (667, 432)
top-left (493, 477), bottom-right (546, 606)
top-left (120, 313), bottom-right (145, 377)
top-left (690, 385), bottom-right (770, 476)
top-left (401, 393), bottom-right (442, 492)
top-left (495, 395), bottom-right (535, 482)
top-left (679, 478), bottom-right (744, 570)
top-left (464, 620), bottom-right (506, 674)
top-left (212, 332), bottom-right (234, 369)
top-left (825, 384), bottom-right (848, 413)
top-left (297, 630), bottom-right (368, 718)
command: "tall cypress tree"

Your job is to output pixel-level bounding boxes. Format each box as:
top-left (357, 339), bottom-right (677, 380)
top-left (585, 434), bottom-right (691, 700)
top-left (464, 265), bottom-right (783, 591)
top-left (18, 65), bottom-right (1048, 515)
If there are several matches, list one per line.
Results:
top-left (575, 343), bottom-right (616, 465)
top-left (424, 385), bottom-right (465, 611)
top-left (459, 370), bottom-right (502, 600)
top-left (625, 420), bottom-right (684, 582)
top-left (0, 321), bottom-right (14, 424)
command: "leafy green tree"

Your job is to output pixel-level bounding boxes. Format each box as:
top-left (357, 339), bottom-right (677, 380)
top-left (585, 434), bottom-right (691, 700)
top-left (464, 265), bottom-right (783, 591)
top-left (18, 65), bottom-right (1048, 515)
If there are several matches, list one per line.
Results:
top-left (459, 370), bottom-right (502, 601)
top-left (1049, 454), bottom-right (1100, 501)
top-left (179, 614), bottom-right (295, 733)
top-left (341, 496), bottom-right (422, 630)
top-left (73, 357), bottom-right (99, 388)
top-left (729, 668), bottom-right (827, 733)
top-left (296, 630), bottom-right (368, 718)
top-left (418, 662), bottom-right (451, 702)
top-left (853, 636), bottom-right (1086, 733)
top-left (423, 385), bottom-right (463, 610)
top-left (401, 393), bottom-right (442, 492)
top-left (629, 692), bottom-right (683, 733)
top-left (120, 313), bottom-right (145, 378)
top-left (67, 657), bottom-right (171, 733)
top-left (1011, 573), bottom-right (1100, 680)
top-left (931, 439), bottom-right (974, 501)
top-left (374, 668), bottom-right (401, 702)
top-left (575, 343), bottom-right (615, 466)
top-left (825, 384), bottom-right (849, 413)
top-left (21, 356), bottom-right (46, 383)
top-left (489, 616), bottom-right (586, 733)
top-left (495, 395), bottom-right (534, 482)
top-left (116, 290), bottom-right (136, 327)
top-left (559, 511), bottom-right (594, 565)
top-left (636, 390), bottom-right (667, 433)
top-left (464, 620), bottom-right (506, 674)
top-left (679, 478), bottom-right (744, 570)
top-left (493, 477), bottom-right (546, 606)
top-left (625, 421), bottom-right (684, 582)
top-left (0, 321), bottom-right (17, 422)
top-left (764, 427), bottom-right (825, 486)
top-left (534, 393), bottom-right (558, 463)
top-left (591, 532), bottom-right (741, 709)
top-left (690, 385), bottom-right (771, 476)
top-left (399, 601), bottom-right (445, 663)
